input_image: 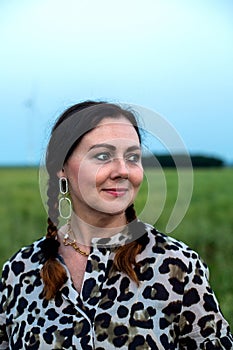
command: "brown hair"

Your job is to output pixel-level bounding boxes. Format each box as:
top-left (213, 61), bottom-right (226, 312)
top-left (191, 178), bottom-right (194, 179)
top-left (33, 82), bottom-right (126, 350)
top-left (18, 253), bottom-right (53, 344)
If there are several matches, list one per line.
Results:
top-left (40, 101), bottom-right (145, 300)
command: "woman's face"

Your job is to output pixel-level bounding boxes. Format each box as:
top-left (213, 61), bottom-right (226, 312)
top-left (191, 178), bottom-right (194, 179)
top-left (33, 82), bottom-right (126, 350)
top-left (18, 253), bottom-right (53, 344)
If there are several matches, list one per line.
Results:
top-left (62, 116), bottom-right (143, 220)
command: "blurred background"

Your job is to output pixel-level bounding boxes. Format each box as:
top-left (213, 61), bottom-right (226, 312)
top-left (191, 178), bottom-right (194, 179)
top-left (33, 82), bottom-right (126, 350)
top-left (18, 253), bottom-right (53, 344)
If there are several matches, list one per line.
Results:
top-left (0, 0), bottom-right (232, 165)
top-left (0, 0), bottom-right (233, 328)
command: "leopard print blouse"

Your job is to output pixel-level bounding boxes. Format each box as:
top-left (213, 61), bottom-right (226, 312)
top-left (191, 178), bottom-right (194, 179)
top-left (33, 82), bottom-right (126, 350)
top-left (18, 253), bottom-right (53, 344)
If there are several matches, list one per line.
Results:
top-left (0, 222), bottom-right (232, 349)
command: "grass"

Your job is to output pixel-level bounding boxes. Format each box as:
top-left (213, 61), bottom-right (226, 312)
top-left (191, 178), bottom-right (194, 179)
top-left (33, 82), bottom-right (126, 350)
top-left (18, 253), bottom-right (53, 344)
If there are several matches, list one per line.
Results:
top-left (0, 166), bottom-right (232, 329)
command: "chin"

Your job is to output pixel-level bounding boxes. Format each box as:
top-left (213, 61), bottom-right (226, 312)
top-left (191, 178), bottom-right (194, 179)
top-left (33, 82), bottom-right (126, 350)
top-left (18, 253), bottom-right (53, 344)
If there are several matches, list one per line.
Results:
top-left (97, 205), bottom-right (129, 216)
top-left (94, 197), bottom-right (133, 216)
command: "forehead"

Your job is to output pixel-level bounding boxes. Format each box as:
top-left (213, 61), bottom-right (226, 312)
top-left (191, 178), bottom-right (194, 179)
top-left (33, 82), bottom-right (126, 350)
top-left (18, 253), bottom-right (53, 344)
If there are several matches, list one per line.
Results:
top-left (84, 116), bottom-right (139, 143)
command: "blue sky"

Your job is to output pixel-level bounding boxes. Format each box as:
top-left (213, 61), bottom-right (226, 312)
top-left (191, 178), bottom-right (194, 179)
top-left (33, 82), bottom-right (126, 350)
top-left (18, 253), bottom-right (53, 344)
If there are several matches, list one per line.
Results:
top-left (0, 0), bottom-right (232, 165)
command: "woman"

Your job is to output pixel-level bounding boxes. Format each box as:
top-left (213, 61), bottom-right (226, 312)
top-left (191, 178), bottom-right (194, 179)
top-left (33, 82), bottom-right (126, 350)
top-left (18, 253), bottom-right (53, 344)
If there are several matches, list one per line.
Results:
top-left (0, 101), bottom-right (232, 349)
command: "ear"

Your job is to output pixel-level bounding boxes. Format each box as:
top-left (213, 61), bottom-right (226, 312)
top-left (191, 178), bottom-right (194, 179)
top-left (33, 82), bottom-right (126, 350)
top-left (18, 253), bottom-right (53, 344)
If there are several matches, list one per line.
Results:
top-left (57, 168), bottom-right (65, 178)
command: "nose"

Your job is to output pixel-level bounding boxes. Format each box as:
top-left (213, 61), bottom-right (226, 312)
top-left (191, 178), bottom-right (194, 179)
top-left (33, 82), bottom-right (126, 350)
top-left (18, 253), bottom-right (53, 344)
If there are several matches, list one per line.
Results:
top-left (110, 157), bottom-right (129, 179)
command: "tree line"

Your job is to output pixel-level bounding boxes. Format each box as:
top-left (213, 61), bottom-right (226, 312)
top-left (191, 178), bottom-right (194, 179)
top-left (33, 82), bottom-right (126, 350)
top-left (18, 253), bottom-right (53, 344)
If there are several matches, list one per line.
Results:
top-left (142, 154), bottom-right (225, 168)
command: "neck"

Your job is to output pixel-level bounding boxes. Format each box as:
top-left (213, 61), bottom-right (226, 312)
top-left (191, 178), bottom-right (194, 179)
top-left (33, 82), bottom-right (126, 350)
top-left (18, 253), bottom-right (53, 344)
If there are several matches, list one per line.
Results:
top-left (69, 212), bottom-right (127, 246)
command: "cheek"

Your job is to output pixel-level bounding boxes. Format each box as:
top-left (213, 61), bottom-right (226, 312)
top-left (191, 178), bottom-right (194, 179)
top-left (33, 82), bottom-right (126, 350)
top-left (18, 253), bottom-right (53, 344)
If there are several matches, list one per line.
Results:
top-left (89, 164), bottom-right (112, 185)
top-left (66, 162), bottom-right (90, 192)
top-left (77, 163), bottom-right (104, 189)
top-left (131, 167), bottom-right (144, 187)
top-left (77, 169), bottom-right (94, 188)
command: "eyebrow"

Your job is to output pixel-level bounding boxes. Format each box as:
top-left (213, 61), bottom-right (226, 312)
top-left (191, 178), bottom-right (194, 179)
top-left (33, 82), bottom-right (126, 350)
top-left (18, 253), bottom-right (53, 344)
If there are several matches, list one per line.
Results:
top-left (88, 143), bottom-right (141, 152)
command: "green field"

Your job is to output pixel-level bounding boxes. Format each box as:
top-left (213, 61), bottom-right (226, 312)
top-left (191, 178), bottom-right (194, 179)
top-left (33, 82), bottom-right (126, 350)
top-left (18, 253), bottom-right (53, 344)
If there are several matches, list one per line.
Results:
top-left (0, 167), bottom-right (232, 329)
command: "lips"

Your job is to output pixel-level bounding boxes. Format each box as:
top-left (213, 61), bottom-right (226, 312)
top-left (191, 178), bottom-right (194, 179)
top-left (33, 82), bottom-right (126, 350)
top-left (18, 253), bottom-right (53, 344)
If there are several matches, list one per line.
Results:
top-left (102, 188), bottom-right (128, 197)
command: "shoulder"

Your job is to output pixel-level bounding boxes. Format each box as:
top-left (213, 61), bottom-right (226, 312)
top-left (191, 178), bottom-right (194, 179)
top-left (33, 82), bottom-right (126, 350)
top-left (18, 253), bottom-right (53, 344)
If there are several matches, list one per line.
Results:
top-left (141, 221), bottom-right (197, 253)
top-left (150, 224), bottom-right (199, 257)
top-left (1, 237), bottom-right (45, 283)
top-left (139, 222), bottom-right (208, 275)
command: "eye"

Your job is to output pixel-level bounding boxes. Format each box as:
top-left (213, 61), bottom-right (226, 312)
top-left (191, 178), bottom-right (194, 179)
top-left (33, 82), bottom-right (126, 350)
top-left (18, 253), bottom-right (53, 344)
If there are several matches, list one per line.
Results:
top-left (95, 152), bottom-right (111, 161)
top-left (126, 153), bottom-right (141, 163)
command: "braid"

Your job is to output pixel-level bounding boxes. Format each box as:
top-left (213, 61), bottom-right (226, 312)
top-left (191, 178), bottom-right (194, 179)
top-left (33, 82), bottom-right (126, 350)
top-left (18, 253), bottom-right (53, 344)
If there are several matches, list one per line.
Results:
top-left (125, 203), bottom-right (137, 221)
top-left (46, 175), bottom-right (60, 239)
top-left (112, 204), bottom-right (143, 285)
top-left (40, 175), bottom-right (67, 300)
